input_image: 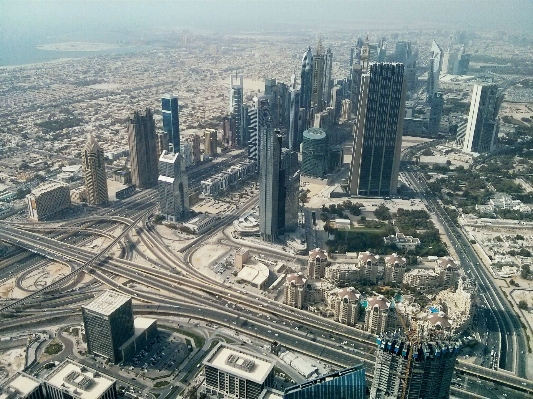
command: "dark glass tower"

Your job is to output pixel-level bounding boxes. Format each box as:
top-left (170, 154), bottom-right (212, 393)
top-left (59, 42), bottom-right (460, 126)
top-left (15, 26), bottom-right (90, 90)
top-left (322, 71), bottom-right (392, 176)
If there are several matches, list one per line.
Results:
top-left (349, 63), bottom-right (406, 196)
top-left (300, 47), bottom-right (313, 127)
top-left (161, 95), bottom-right (180, 153)
top-left (288, 88), bottom-right (301, 151)
top-left (127, 108), bottom-right (158, 188)
top-left (230, 73), bottom-right (246, 148)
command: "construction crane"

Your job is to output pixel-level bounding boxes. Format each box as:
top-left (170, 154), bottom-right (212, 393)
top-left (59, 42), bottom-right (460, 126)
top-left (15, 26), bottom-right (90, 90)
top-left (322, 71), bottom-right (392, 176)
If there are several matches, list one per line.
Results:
top-left (396, 308), bottom-right (419, 399)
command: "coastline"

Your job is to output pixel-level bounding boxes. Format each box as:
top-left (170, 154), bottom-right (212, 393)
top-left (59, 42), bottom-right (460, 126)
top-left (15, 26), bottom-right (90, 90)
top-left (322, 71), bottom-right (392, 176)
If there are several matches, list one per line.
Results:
top-left (0, 57), bottom-right (78, 70)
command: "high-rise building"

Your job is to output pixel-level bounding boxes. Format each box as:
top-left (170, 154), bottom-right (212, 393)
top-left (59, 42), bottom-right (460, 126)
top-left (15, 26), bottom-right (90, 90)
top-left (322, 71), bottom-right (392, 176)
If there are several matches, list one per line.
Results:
top-left (350, 38), bottom-right (370, 117)
top-left (127, 108), bottom-right (158, 189)
top-left (308, 248), bottom-right (328, 279)
top-left (158, 150), bottom-right (189, 222)
top-left (204, 129), bottom-right (217, 157)
top-left (288, 88), bottom-right (301, 151)
top-left (349, 63), bottom-right (406, 196)
top-left (301, 127), bottom-right (330, 178)
top-left (26, 183), bottom-right (70, 221)
top-left (161, 95), bottom-right (180, 153)
top-left (332, 287), bottom-right (361, 327)
top-left (284, 273), bottom-right (307, 309)
top-left (384, 253), bottom-right (407, 284)
top-left (248, 95), bottom-right (271, 167)
top-left (203, 343), bottom-right (276, 399)
top-left (426, 40), bottom-right (443, 102)
top-left (259, 109), bottom-right (280, 241)
top-left (311, 40), bottom-right (325, 113)
top-left (463, 84), bottom-right (503, 153)
top-left (364, 295), bottom-right (397, 335)
top-left (428, 91), bottom-right (444, 136)
top-left (300, 47), bottom-right (313, 125)
top-left (82, 133), bottom-right (108, 205)
top-left (370, 333), bottom-right (460, 399)
top-left (283, 365), bottom-right (366, 399)
top-left (280, 149), bottom-right (300, 233)
top-left (323, 48), bottom-right (333, 107)
top-left (230, 73), bottom-right (246, 148)
top-left (156, 132), bottom-right (169, 158)
top-left (451, 45), bottom-right (471, 75)
top-left (82, 290), bottom-right (135, 363)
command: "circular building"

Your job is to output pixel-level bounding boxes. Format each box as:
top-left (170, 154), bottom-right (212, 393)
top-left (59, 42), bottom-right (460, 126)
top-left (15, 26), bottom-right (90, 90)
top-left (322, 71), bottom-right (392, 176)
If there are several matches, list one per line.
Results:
top-left (301, 128), bottom-right (330, 178)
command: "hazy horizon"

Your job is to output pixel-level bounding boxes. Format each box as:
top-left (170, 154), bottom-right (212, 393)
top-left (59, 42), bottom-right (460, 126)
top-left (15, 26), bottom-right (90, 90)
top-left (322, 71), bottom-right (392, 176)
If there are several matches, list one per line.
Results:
top-left (1, 0), bottom-right (532, 66)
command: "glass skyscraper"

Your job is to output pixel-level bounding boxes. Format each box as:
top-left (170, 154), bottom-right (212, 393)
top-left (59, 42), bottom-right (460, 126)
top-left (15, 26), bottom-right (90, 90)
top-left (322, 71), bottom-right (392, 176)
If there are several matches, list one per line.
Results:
top-left (283, 365), bottom-right (366, 399)
top-left (161, 95), bottom-right (180, 153)
top-left (349, 63), bottom-right (406, 196)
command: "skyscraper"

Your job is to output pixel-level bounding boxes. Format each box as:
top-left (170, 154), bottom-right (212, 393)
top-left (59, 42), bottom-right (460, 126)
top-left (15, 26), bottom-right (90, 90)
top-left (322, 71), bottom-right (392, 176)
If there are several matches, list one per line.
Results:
top-left (349, 63), bottom-right (406, 196)
top-left (230, 73), bottom-right (246, 148)
top-left (370, 333), bottom-right (460, 399)
top-left (428, 92), bottom-right (444, 136)
top-left (127, 108), bottom-right (158, 189)
top-left (301, 127), bottom-right (330, 178)
top-left (280, 149), bottom-right (300, 233)
top-left (248, 95), bottom-right (271, 167)
top-left (82, 133), bottom-right (108, 205)
top-left (283, 365), bottom-right (366, 399)
top-left (158, 150), bottom-right (189, 222)
top-left (161, 95), bottom-right (180, 153)
top-left (463, 84), bottom-right (503, 153)
top-left (426, 40), bottom-right (443, 102)
top-left (322, 48), bottom-right (333, 107)
top-left (300, 47), bottom-right (313, 125)
top-left (204, 129), bottom-right (217, 157)
top-left (288, 88), bottom-right (301, 151)
top-left (350, 38), bottom-right (370, 117)
top-left (259, 112), bottom-right (280, 242)
top-left (82, 290), bottom-right (135, 363)
top-left (311, 40), bottom-right (325, 113)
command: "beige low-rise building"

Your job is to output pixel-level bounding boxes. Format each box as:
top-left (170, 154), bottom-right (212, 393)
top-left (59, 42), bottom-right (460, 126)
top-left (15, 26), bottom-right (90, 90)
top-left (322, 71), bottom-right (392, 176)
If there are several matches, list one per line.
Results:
top-left (403, 269), bottom-right (439, 292)
top-left (329, 287), bottom-right (361, 327)
top-left (308, 248), bottom-right (328, 279)
top-left (364, 295), bottom-right (397, 335)
top-left (435, 257), bottom-right (459, 289)
top-left (384, 253), bottom-right (406, 284)
top-left (384, 233), bottom-right (421, 251)
top-left (325, 263), bottom-right (359, 287)
top-left (358, 251), bottom-right (379, 284)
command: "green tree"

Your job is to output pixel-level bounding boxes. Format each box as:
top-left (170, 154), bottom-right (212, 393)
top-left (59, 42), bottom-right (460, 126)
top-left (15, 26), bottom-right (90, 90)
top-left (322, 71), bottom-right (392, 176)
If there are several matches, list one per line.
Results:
top-left (518, 300), bottom-right (528, 310)
top-left (374, 205), bottom-right (391, 221)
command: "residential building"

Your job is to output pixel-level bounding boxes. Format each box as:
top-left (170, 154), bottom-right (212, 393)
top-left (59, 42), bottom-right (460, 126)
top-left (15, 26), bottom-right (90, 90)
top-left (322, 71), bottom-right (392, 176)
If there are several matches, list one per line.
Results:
top-left (403, 269), bottom-right (439, 292)
top-left (364, 295), bottom-right (396, 335)
top-left (161, 95), bottom-right (180, 153)
top-left (203, 343), bottom-right (275, 399)
top-left (283, 365), bottom-right (366, 399)
top-left (158, 150), bottom-right (189, 222)
top-left (358, 251), bottom-right (379, 284)
top-left (43, 359), bottom-right (117, 399)
top-left (127, 108), bottom-right (158, 188)
top-left (462, 84), bottom-right (503, 153)
top-left (26, 183), bottom-right (70, 221)
top-left (370, 333), bottom-right (460, 399)
top-left (435, 257), bottom-right (459, 288)
top-left (325, 263), bottom-right (359, 287)
top-left (82, 133), bottom-right (108, 205)
top-left (307, 248), bottom-right (328, 279)
top-left (301, 127), bottom-right (329, 178)
top-left (384, 253), bottom-right (407, 284)
top-left (349, 63), bottom-right (406, 196)
top-left (284, 273), bottom-right (307, 309)
top-left (331, 287), bottom-right (360, 327)
top-left (82, 290), bottom-right (135, 363)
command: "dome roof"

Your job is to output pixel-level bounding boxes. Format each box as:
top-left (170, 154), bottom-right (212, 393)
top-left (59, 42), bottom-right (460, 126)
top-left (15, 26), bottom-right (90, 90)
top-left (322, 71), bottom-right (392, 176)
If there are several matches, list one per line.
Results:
top-left (385, 253), bottom-right (406, 266)
top-left (358, 251), bottom-right (377, 263)
top-left (367, 295), bottom-right (391, 310)
top-left (286, 272), bottom-right (306, 286)
top-left (428, 311), bottom-right (452, 329)
top-left (337, 287), bottom-right (360, 301)
top-left (309, 248), bottom-right (327, 260)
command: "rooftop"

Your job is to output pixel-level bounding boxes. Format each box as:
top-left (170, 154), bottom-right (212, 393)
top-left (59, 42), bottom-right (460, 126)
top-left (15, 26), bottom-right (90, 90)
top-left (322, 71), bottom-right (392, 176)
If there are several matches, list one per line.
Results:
top-left (30, 182), bottom-right (69, 198)
top-left (44, 359), bottom-right (115, 399)
top-left (203, 343), bottom-right (274, 384)
top-left (0, 373), bottom-right (41, 399)
top-left (83, 290), bottom-right (131, 316)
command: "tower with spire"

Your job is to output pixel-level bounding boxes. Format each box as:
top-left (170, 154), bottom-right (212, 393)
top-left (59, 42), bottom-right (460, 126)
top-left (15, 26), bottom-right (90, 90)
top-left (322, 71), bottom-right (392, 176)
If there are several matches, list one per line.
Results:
top-left (82, 133), bottom-right (108, 205)
top-left (300, 46), bottom-right (313, 127)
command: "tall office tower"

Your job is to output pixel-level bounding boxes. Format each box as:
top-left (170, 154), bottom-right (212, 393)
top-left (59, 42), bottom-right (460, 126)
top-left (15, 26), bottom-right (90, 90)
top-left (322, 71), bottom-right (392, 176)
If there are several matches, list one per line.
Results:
top-left (158, 150), bottom-right (189, 222)
top-left (350, 39), bottom-right (370, 117)
top-left (377, 37), bottom-right (387, 62)
top-left (300, 46), bottom-right (313, 124)
top-left (248, 95), bottom-right (271, 167)
top-left (452, 45), bottom-right (471, 75)
top-left (265, 78), bottom-right (288, 128)
top-left (259, 115), bottom-right (281, 242)
top-left (428, 92), bottom-right (444, 136)
top-left (82, 133), bottom-right (108, 205)
top-left (222, 116), bottom-right (232, 147)
top-left (394, 41), bottom-right (418, 91)
top-left (281, 149), bottom-right (300, 232)
top-left (204, 129), bottom-right (217, 157)
top-left (349, 63), bottom-right (406, 196)
top-left (161, 95), bottom-right (180, 153)
top-left (349, 47), bottom-right (355, 69)
top-left (311, 40), bottom-right (326, 113)
top-left (322, 48), bottom-right (333, 106)
top-left (426, 40), bottom-right (443, 102)
top-left (393, 41), bottom-right (412, 63)
top-left (283, 365), bottom-right (366, 399)
top-left (127, 109), bottom-right (158, 189)
top-left (230, 73), bottom-right (246, 148)
top-left (288, 88), bottom-right (301, 151)
top-left (82, 290), bottom-right (135, 363)
top-left (301, 127), bottom-right (330, 178)
top-left (463, 84), bottom-right (503, 153)
top-left (157, 132), bottom-right (169, 158)
top-left (370, 333), bottom-right (460, 399)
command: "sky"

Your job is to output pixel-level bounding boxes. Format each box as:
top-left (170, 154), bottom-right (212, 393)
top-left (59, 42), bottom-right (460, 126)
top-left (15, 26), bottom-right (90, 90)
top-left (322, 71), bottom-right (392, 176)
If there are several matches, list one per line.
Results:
top-left (1, 0), bottom-right (533, 36)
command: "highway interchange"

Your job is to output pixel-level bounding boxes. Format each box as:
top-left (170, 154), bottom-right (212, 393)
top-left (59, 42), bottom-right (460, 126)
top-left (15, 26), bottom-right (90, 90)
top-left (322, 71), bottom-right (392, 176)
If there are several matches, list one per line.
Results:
top-left (1, 156), bottom-right (532, 398)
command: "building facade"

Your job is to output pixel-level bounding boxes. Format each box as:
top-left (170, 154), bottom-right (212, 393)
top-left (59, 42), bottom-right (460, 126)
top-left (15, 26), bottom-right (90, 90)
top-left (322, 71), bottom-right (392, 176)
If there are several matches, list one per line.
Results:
top-left (301, 128), bottom-right (329, 178)
top-left (230, 73), bottom-right (246, 148)
top-left (158, 151), bottom-right (189, 222)
top-left (82, 290), bottom-right (135, 363)
top-left (384, 253), bottom-right (407, 284)
top-left (364, 295), bottom-right (396, 335)
top-left (161, 95), bottom-right (180, 153)
top-left (284, 273), bottom-right (307, 309)
top-left (26, 183), bottom-right (70, 221)
top-left (127, 108), bottom-right (158, 188)
top-left (462, 84), bottom-right (503, 153)
top-left (371, 334), bottom-right (460, 399)
top-left (204, 129), bottom-right (218, 158)
top-left (331, 287), bottom-right (361, 327)
top-left (82, 134), bottom-right (108, 205)
top-left (300, 46), bottom-right (313, 128)
top-left (307, 248), bottom-right (328, 279)
top-left (349, 63), bottom-right (406, 196)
